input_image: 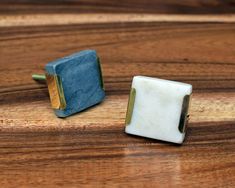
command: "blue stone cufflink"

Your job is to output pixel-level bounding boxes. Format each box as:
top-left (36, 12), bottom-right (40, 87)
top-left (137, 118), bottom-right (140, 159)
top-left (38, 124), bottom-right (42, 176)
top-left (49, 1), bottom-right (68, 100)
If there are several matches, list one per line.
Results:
top-left (32, 50), bottom-right (105, 118)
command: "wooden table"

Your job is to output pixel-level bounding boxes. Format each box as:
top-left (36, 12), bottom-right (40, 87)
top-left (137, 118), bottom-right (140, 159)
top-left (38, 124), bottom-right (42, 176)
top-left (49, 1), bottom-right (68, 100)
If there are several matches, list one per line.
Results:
top-left (0, 1), bottom-right (235, 187)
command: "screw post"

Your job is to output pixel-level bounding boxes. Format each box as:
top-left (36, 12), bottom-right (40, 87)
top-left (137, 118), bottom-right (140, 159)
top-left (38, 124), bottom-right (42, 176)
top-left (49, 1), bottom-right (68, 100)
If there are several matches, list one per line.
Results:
top-left (32, 74), bottom-right (46, 81)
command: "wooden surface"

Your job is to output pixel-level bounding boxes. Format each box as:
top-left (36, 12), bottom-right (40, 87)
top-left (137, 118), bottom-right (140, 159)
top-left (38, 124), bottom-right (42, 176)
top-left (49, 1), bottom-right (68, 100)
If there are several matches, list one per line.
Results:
top-left (0, 1), bottom-right (235, 187)
top-left (1, 0), bottom-right (235, 14)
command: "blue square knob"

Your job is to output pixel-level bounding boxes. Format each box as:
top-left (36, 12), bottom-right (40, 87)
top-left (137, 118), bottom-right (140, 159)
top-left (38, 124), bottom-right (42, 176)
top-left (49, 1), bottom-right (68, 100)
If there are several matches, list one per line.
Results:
top-left (32, 50), bottom-right (105, 117)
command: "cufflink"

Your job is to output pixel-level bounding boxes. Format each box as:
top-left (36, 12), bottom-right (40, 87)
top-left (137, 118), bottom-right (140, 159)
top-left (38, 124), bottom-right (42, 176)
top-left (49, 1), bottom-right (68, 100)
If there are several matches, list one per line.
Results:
top-left (125, 76), bottom-right (192, 144)
top-left (32, 50), bottom-right (105, 118)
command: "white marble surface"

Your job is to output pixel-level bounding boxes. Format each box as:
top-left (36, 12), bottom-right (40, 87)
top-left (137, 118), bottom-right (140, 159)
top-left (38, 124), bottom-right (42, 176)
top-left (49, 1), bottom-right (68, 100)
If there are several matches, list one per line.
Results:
top-left (125, 76), bottom-right (192, 144)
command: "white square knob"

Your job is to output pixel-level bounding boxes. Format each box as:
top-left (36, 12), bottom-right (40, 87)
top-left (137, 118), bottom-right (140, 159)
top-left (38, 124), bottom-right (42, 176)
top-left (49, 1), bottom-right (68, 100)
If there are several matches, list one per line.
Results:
top-left (125, 76), bottom-right (192, 144)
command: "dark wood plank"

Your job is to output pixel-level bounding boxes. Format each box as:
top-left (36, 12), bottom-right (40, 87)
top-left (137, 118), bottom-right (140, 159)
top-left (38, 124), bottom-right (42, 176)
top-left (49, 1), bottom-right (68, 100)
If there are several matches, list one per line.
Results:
top-left (1, 22), bottom-right (235, 100)
top-left (1, 0), bottom-right (235, 14)
top-left (0, 121), bottom-right (234, 187)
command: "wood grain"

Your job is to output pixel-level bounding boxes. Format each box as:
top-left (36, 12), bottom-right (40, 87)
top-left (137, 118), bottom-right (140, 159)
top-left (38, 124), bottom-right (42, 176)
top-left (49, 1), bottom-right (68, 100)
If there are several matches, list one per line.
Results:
top-left (0, 122), bottom-right (234, 188)
top-left (2, 14), bottom-right (235, 27)
top-left (1, 22), bottom-right (235, 96)
top-left (1, 0), bottom-right (235, 14)
top-left (0, 1), bottom-right (235, 187)
top-left (1, 93), bottom-right (235, 131)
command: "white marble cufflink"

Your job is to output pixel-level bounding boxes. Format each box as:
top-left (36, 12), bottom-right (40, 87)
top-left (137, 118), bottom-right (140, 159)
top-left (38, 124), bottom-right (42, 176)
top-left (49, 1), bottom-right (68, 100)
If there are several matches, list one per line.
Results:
top-left (125, 76), bottom-right (192, 144)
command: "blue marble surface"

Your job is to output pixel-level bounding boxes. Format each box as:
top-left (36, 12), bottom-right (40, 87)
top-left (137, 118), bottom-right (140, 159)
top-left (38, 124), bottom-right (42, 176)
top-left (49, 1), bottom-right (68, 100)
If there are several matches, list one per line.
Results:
top-left (45, 50), bottom-right (105, 117)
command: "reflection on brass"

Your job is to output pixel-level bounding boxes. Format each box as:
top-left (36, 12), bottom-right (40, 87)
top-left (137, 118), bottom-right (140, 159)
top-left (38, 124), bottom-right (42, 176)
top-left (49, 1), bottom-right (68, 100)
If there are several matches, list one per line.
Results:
top-left (46, 74), bottom-right (66, 110)
top-left (178, 94), bottom-right (191, 133)
top-left (125, 88), bottom-right (136, 125)
top-left (97, 57), bottom-right (104, 90)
